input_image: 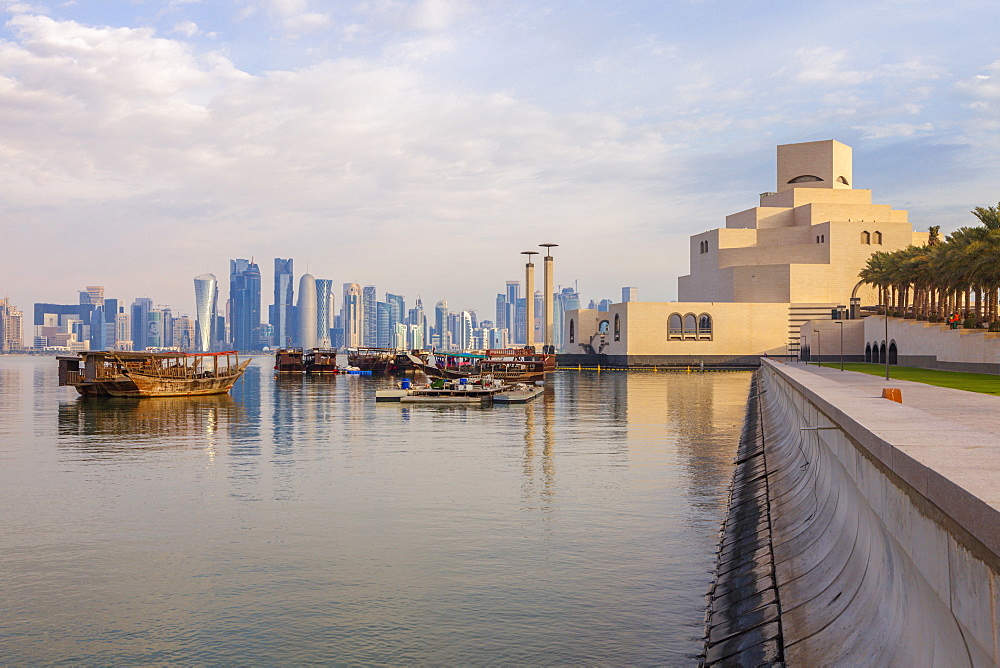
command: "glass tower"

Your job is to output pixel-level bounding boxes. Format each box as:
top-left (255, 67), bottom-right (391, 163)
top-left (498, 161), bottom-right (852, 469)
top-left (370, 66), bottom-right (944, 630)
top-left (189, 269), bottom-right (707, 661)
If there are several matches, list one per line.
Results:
top-left (193, 274), bottom-right (218, 352)
top-left (230, 259), bottom-right (261, 352)
top-left (316, 279), bottom-right (334, 348)
top-left (271, 258), bottom-right (294, 348)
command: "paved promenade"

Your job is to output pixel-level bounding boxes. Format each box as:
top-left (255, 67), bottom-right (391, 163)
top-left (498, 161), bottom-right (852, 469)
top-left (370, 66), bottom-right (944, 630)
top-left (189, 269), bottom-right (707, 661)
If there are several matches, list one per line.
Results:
top-left (780, 360), bottom-right (1000, 518)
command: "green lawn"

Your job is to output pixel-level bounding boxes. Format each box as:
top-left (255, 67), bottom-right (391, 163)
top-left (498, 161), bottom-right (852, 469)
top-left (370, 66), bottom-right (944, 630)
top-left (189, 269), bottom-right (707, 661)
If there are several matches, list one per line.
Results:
top-left (814, 362), bottom-right (1000, 396)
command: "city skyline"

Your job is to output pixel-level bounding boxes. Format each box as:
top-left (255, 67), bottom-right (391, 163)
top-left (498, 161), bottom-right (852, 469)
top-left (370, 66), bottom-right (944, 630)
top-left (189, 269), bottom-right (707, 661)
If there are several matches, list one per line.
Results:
top-left (2, 2), bottom-right (998, 315)
top-left (14, 255), bottom-right (592, 353)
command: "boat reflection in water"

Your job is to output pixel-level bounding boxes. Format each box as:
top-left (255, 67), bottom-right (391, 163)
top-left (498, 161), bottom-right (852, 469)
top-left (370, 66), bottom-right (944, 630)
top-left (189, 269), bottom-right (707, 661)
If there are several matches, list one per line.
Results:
top-left (58, 394), bottom-right (240, 453)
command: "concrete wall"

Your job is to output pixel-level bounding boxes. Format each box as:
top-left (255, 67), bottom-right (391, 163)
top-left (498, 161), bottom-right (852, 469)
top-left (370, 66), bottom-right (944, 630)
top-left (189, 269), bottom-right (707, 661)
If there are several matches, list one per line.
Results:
top-left (864, 316), bottom-right (1000, 374)
top-left (759, 360), bottom-right (1000, 664)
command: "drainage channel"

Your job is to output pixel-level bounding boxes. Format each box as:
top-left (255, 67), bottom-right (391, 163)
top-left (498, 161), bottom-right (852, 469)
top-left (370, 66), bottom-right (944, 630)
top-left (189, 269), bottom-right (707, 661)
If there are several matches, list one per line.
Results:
top-left (700, 372), bottom-right (784, 666)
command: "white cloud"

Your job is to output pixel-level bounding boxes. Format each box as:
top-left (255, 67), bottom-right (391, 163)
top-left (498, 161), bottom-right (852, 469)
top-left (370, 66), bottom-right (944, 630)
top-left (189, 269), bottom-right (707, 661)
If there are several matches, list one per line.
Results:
top-left (0, 11), bottom-right (685, 309)
top-left (853, 122), bottom-right (935, 139)
top-left (237, 0), bottom-right (331, 34)
top-left (171, 20), bottom-right (200, 37)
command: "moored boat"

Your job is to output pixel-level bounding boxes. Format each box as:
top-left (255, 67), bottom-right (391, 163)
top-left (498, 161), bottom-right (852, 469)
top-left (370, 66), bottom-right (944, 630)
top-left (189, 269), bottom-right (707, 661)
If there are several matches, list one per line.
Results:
top-left (375, 376), bottom-right (510, 404)
top-left (275, 348), bottom-right (305, 373)
top-left (417, 348), bottom-right (555, 383)
top-left (58, 351), bottom-right (250, 398)
top-left (304, 348), bottom-right (339, 374)
top-left (493, 383), bottom-right (546, 403)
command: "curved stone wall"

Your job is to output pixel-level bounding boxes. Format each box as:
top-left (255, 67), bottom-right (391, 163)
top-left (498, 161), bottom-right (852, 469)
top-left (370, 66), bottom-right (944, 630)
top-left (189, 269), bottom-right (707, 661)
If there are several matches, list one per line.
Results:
top-left (758, 363), bottom-right (997, 665)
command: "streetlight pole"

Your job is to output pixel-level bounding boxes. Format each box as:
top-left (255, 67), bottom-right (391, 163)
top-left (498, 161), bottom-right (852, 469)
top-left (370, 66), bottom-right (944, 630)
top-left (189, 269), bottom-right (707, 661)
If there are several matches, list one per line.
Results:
top-left (836, 321), bottom-right (844, 371)
top-left (885, 311), bottom-right (890, 380)
top-left (813, 329), bottom-right (821, 366)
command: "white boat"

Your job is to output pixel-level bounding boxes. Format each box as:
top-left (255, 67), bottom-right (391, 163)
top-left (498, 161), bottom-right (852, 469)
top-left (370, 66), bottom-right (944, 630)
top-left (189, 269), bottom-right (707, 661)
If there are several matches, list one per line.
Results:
top-left (493, 383), bottom-right (546, 403)
top-left (375, 376), bottom-right (510, 404)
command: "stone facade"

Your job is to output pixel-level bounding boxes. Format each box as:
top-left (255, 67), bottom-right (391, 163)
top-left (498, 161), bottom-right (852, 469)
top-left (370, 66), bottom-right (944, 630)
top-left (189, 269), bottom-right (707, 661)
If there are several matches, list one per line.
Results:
top-left (564, 140), bottom-right (928, 365)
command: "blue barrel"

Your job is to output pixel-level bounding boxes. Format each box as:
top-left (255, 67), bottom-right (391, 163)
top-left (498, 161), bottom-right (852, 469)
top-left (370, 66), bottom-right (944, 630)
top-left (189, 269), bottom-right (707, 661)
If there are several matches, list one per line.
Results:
top-left (401, 379), bottom-right (411, 389)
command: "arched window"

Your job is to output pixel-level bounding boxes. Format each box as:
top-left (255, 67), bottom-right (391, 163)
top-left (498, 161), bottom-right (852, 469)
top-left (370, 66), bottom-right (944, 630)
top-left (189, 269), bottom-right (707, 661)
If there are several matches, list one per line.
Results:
top-left (865, 343), bottom-right (872, 362)
top-left (836, 176), bottom-right (850, 185)
top-left (821, 234), bottom-right (825, 243)
top-left (873, 231), bottom-right (882, 245)
top-left (861, 231), bottom-right (871, 244)
top-left (569, 319), bottom-right (575, 344)
top-left (598, 320), bottom-right (610, 335)
top-left (668, 313), bottom-right (683, 339)
top-left (789, 175), bottom-right (823, 183)
top-left (683, 313), bottom-right (697, 338)
top-left (888, 340), bottom-right (898, 365)
top-left (879, 342), bottom-right (886, 364)
top-left (816, 236), bottom-right (820, 243)
top-left (697, 313), bottom-right (712, 339)
top-left (614, 314), bottom-right (621, 341)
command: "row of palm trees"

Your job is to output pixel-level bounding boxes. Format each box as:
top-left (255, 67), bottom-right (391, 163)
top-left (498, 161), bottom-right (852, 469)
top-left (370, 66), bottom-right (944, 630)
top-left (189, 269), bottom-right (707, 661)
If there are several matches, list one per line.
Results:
top-left (859, 203), bottom-right (1000, 329)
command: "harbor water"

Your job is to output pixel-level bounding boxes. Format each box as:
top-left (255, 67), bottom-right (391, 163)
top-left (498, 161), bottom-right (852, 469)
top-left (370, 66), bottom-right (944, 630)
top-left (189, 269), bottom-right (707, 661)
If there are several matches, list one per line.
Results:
top-left (0, 356), bottom-right (750, 664)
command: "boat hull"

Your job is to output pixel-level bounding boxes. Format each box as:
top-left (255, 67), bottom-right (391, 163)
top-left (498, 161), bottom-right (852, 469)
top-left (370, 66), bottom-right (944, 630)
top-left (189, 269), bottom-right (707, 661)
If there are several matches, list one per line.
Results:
top-left (124, 361), bottom-right (249, 397)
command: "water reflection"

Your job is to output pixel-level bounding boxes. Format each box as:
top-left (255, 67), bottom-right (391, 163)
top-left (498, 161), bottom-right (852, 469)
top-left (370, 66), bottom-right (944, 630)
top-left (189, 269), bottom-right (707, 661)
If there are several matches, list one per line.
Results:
top-left (56, 394), bottom-right (240, 460)
top-left (6, 356), bottom-right (752, 664)
top-left (520, 390), bottom-right (557, 511)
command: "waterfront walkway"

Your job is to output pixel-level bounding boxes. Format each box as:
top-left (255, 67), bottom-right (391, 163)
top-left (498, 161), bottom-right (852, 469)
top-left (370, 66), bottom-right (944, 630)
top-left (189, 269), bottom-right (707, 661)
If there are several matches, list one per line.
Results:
top-left (785, 361), bottom-right (1000, 518)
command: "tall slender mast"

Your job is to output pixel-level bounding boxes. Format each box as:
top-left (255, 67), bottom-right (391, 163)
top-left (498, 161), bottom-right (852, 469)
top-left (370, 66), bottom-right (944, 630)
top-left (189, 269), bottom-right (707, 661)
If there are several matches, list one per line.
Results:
top-left (540, 244), bottom-right (558, 354)
top-left (521, 251), bottom-right (538, 349)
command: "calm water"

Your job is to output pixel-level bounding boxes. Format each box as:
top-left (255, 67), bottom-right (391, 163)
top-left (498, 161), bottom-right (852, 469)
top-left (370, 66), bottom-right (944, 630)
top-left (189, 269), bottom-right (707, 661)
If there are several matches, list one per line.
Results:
top-left (0, 356), bottom-right (750, 664)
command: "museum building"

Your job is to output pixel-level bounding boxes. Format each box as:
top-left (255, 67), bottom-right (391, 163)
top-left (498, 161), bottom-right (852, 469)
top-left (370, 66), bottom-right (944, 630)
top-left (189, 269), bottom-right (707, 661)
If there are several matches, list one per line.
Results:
top-left (563, 139), bottom-right (929, 366)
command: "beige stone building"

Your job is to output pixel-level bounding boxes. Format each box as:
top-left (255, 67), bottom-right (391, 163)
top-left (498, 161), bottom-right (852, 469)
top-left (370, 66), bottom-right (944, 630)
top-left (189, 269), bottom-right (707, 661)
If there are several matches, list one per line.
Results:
top-left (564, 140), bottom-right (928, 366)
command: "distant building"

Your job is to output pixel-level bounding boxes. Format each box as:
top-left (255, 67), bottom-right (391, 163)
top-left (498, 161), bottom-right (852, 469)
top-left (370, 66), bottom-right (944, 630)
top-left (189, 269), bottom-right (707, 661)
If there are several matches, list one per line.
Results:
top-left (34, 302), bottom-right (95, 350)
top-left (553, 286), bottom-right (580, 351)
top-left (131, 298), bottom-right (152, 351)
top-left (316, 279), bottom-right (334, 349)
top-left (172, 315), bottom-right (195, 351)
top-left (230, 259), bottom-right (261, 352)
top-left (434, 300), bottom-right (449, 349)
top-left (622, 287), bottom-right (638, 303)
top-left (0, 298), bottom-right (24, 351)
top-left (296, 273), bottom-right (317, 350)
top-left (193, 274), bottom-right (218, 352)
top-left (342, 283), bottom-right (363, 348)
top-left (270, 258), bottom-right (294, 348)
top-left (362, 285), bottom-right (377, 346)
top-left (376, 301), bottom-right (391, 348)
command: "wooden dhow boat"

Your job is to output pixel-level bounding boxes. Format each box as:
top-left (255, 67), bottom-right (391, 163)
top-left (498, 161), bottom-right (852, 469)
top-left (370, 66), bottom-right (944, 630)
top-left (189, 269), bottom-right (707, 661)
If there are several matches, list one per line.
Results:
top-left (58, 350), bottom-right (250, 397)
top-left (418, 348), bottom-right (555, 383)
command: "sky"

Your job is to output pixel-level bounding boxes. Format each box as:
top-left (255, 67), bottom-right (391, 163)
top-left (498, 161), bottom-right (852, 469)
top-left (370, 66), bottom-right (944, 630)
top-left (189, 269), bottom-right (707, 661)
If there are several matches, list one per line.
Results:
top-left (2, 0), bottom-right (999, 318)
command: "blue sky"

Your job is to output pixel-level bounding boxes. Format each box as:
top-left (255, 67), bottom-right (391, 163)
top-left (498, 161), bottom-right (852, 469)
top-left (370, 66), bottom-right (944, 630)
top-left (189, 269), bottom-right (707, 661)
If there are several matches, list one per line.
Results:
top-left (1, 0), bottom-right (998, 317)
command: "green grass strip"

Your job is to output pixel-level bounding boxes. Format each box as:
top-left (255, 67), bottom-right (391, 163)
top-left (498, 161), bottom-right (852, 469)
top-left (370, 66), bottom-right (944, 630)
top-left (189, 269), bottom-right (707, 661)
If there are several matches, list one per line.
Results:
top-left (813, 362), bottom-right (1000, 396)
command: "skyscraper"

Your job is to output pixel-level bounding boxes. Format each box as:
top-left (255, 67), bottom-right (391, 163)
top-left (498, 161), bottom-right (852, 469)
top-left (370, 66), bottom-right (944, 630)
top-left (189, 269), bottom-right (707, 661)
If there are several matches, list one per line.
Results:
top-left (342, 283), bottom-right (363, 348)
top-left (194, 274), bottom-right (218, 352)
top-left (622, 286), bottom-right (638, 303)
top-left (0, 297), bottom-right (23, 351)
top-left (553, 286), bottom-right (580, 351)
top-left (230, 258), bottom-right (261, 352)
top-left (434, 300), bottom-right (448, 349)
top-left (376, 301), bottom-right (391, 348)
top-left (271, 258), bottom-right (294, 348)
top-left (362, 285), bottom-right (377, 346)
top-left (316, 279), bottom-right (334, 348)
top-left (296, 273), bottom-right (317, 350)
top-left (131, 297), bottom-right (152, 351)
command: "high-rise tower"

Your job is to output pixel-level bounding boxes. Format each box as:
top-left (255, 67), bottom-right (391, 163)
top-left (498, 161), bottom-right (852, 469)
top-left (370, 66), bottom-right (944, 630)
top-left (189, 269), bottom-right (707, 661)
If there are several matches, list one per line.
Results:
top-left (230, 259), bottom-right (261, 351)
top-left (271, 258), bottom-right (294, 348)
top-left (342, 283), bottom-right (363, 348)
top-left (316, 279), bottom-right (334, 348)
top-left (296, 273), bottom-right (317, 350)
top-left (193, 274), bottom-right (218, 352)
